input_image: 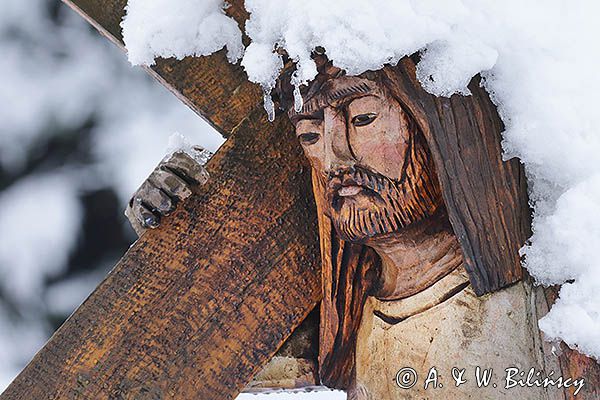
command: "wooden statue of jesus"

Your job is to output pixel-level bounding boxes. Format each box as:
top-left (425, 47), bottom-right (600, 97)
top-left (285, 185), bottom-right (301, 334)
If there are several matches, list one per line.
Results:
top-left (126, 56), bottom-right (587, 399)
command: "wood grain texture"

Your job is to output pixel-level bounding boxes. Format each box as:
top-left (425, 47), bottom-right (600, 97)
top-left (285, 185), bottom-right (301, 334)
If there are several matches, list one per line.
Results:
top-left (290, 61), bottom-right (532, 389)
top-left (310, 169), bottom-right (381, 390)
top-left (0, 108), bottom-right (321, 400)
top-left (381, 59), bottom-right (530, 295)
top-left (62, 0), bottom-right (261, 137)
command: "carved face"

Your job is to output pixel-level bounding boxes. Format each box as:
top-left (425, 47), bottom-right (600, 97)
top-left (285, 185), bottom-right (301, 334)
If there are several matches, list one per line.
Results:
top-left (291, 76), bottom-right (441, 242)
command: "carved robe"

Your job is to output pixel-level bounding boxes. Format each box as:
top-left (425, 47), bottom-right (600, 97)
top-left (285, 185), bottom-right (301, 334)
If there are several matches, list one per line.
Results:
top-left (354, 267), bottom-right (564, 399)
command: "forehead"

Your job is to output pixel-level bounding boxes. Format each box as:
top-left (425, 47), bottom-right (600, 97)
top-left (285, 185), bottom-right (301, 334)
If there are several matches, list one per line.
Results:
top-left (288, 76), bottom-right (382, 124)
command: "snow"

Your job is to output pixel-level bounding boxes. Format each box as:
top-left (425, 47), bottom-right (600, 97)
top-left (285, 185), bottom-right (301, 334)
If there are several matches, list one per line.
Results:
top-left (121, 0), bottom-right (243, 66)
top-left (165, 132), bottom-right (212, 165)
top-left (533, 174), bottom-right (600, 357)
top-left (0, 173), bottom-right (81, 304)
top-left (0, 174), bottom-right (80, 387)
top-left (0, 304), bottom-right (49, 391)
top-left (237, 390), bottom-right (345, 400)
top-left (123, 0), bottom-right (600, 361)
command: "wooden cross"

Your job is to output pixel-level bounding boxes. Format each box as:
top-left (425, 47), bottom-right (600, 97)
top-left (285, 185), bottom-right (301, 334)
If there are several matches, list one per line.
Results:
top-left (0, 1), bottom-right (322, 399)
top-left (2, 1), bottom-right (600, 399)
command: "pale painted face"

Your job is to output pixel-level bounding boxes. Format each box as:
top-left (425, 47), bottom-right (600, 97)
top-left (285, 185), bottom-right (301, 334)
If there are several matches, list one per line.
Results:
top-left (291, 76), bottom-right (440, 242)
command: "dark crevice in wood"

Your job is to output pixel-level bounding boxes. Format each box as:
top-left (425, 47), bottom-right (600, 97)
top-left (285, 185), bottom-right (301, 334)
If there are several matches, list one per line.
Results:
top-left (160, 165), bottom-right (200, 186)
top-left (373, 280), bottom-right (470, 326)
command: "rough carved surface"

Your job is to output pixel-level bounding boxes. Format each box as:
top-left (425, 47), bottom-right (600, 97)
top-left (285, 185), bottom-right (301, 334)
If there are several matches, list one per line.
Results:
top-left (286, 59), bottom-right (600, 398)
top-left (355, 274), bottom-right (563, 399)
top-left (378, 60), bottom-right (530, 295)
top-left (284, 60), bottom-right (529, 390)
top-left (0, 106), bottom-right (321, 400)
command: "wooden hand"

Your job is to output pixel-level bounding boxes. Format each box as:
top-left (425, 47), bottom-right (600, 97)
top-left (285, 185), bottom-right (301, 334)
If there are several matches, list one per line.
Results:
top-left (125, 149), bottom-right (210, 235)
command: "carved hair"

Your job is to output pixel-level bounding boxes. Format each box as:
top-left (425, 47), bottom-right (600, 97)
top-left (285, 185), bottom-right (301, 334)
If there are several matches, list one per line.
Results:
top-left (284, 61), bottom-right (445, 389)
top-left (277, 56), bottom-right (529, 389)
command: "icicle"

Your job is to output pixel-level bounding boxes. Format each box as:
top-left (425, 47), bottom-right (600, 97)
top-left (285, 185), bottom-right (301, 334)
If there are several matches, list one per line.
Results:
top-left (293, 84), bottom-right (303, 113)
top-left (263, 91), bottom-right (275, 122)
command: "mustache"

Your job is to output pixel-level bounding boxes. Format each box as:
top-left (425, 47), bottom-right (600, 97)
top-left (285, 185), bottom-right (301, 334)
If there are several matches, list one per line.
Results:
top-left (326, 165), bottom-right (397, 197)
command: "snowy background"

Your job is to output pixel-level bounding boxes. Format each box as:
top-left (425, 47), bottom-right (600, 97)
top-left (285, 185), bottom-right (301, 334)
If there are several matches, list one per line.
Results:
top-left (0, 1), bottom-right (342, 398)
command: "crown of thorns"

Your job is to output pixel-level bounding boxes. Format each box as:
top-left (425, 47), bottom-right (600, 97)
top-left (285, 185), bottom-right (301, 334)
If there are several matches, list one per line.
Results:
top-left (273, 53), bottom-right (393, 117)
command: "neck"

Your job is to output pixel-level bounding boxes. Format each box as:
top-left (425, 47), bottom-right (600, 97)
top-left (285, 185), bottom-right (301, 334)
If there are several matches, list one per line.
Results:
top-left (366, 208), bottom-right (463, 300)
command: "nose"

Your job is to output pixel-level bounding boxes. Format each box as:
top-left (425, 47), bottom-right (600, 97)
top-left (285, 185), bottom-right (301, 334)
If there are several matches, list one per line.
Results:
top-left (323, 108), bottom-right (355, 176)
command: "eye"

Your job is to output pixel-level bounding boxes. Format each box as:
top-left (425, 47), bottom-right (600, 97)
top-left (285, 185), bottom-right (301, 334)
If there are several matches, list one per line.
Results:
top-left (351, 113), bottom-right (377, 127)
top-left (298, 132), bottom-right (320, 145)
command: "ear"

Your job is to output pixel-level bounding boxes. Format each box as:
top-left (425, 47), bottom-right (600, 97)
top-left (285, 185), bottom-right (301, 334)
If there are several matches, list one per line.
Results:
top-left (381, 59), bottom-right (530, 296)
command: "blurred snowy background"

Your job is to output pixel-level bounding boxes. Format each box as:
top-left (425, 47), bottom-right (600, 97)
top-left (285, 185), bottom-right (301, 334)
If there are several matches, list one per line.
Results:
top-left (0, 2), bottom-right (344, 398)
top-left (0, 0), bottom-right (224, 390)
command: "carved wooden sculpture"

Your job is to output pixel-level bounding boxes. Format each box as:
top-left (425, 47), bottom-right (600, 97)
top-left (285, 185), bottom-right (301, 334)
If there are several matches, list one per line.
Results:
top-left (2, 1), bottom-right (599, 399)
top-left (277, 56), bottom-right (599, 399)
top-left (121, 55), bottom-right (600, 399)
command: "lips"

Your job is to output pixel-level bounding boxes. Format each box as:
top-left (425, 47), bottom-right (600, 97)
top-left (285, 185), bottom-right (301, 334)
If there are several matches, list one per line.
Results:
top-left (326, 166), bottom-right (390, 210)
top-left (328, 176), bottom-right (364, 198)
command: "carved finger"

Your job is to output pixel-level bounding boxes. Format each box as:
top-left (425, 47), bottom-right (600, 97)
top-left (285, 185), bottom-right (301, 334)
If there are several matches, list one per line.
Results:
top-left (128, 196), bottom-right (160, 232)
top-left (124, 150), bottom-right (210, 237)
top-left (151, 167), bottom-right (193, 200)
top-left (163, 151), bottom-right (209, 186)
top-left (142, 181), bottom-right (175, 216)
top-left (124, 181), bottom-right (173, 236)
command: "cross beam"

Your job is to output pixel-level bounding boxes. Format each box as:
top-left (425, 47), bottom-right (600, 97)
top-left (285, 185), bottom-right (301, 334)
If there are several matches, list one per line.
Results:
top-left (64, 0), bottom-right (261, 137)
top-left (0, 1), bottom-right (322, 399)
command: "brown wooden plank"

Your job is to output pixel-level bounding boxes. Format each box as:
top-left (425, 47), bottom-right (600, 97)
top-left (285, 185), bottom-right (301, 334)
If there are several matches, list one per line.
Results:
top-left (63, 0), bottom-right (261, 137)
top-left (0, 107), bottom-right (321, 399)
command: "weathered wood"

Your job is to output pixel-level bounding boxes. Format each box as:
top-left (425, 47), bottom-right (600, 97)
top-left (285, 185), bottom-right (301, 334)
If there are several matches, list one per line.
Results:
top-left (246, 310), bottom-right (320, 392)
top-left (288, 60), bottom-right (599, 397)
top-left (15, 3), bottom-right (600, 397)
top-left (281, 61), bottom-right (533, 390)
top-left (63, 0), bottom-right (261, 137)
top-left (0, 107), bottom-right (321, 399)
top-left (354, 270), bottom-right (598, 399)
top-left (380, 59), bottom-right (530, 295)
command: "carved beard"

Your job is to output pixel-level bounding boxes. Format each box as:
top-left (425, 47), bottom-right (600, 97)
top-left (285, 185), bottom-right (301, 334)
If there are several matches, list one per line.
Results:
top-left (327, 132), bottom-right (442, 243)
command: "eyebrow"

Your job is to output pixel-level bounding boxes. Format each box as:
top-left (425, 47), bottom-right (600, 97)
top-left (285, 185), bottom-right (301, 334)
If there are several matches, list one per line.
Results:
top-left (331, 91), bottom-right (378, 110)
top-left (326, 81), bottom-right (372, 102)
top-left (290, 109), bottom-right (324, 125)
